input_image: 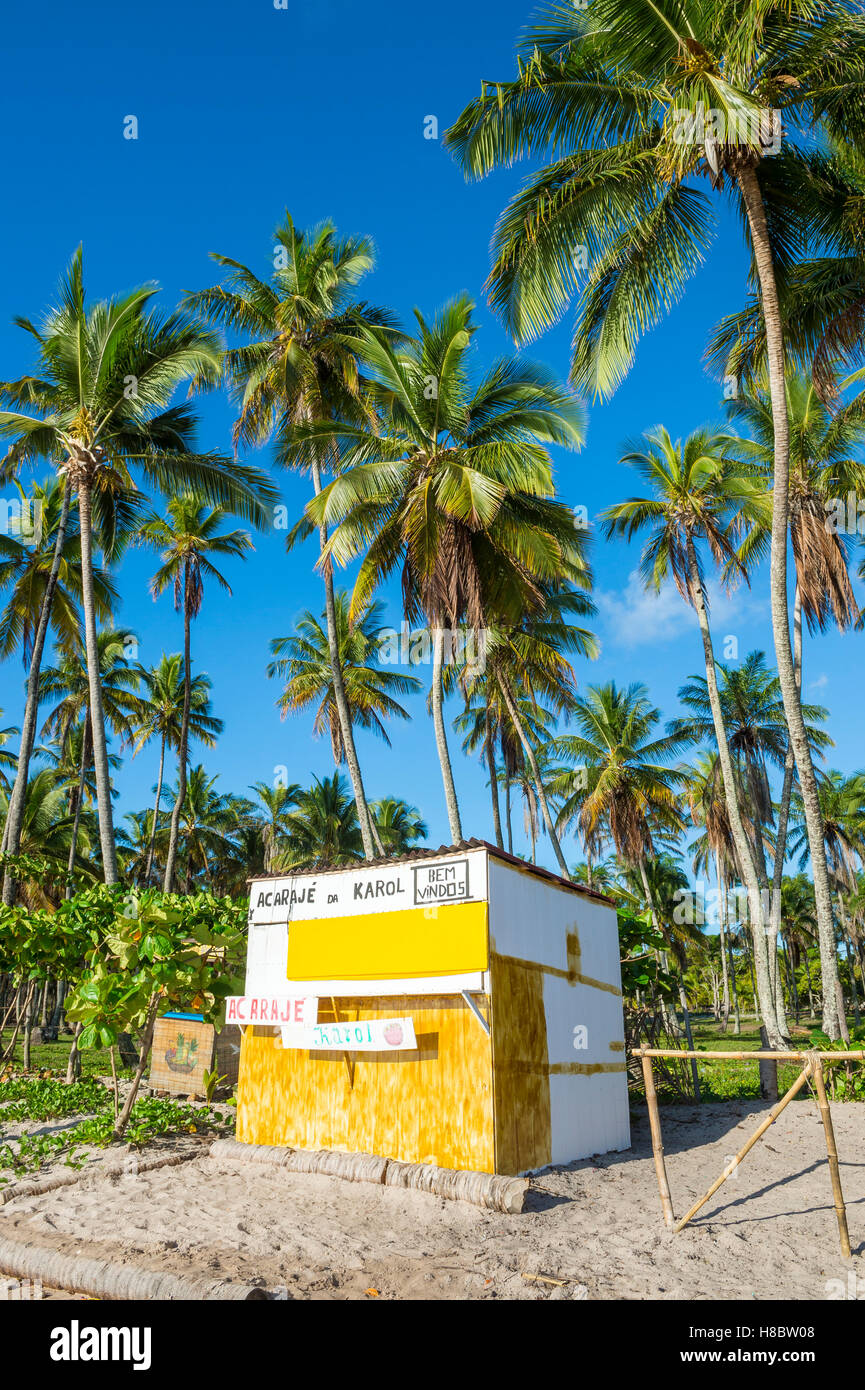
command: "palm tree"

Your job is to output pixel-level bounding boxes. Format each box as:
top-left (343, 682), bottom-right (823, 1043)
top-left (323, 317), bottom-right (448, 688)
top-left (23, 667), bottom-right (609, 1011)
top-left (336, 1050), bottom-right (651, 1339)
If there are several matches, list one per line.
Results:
top-left (279, 773), bottom-right (364, 870)
top-left (556, 681), bottom-right (689, 1045)
top-left (0, 476), bottom-right (117, 667)
top-left (369, 798), bottom-right (428, 854)
top-left (445, 0), bottom-right (862, 1040)
top-left (38, 629), bottom-right (142, 892)
top-left (624, 851), bottom-right (704, 1091)
top-left (725, 370), bottom-right (865, 968)
top-left (688, 751), bottom-right (737, 1032)
top-left (728, 371), bottom-right (865, 635)
top-left (555, 681), bottom-right (688, 908)
top-left (674, 650), bottom-right (830, 883)
top-left (600, 426), bottom-right (799, 1045)
top-left (456, 677), bottom-right (547, 852)
top-left (139, 497), bottom-right (255, 892)
top-left (267, 593), bottom-right (420, 769)
top-left (707, 136), bottom-right (865, 406)
top-left (152, 765), bottom-right (246, 893)
top-left (453, 587), bottom-right (596, 874)
top-left (675, 650), bottom-right (832, 1036)
top-left (246, 781), bottom-right (302, 875)
top-left (0, 474), bottom-right (119, 879)
top-left (0, 768), bottom-right (95, 906)
top-left (790, 770), bottom-right (865, 1034)
top-left (128, 654), bottom-right (223, 883)
top-left (0, 713), bottom-right (18, 794)
top-left (307, 295), bottom-right (586, 843)
top-left (780, 874), bottom-right (819, 1020)
top-left (0, 248), bottom-right (277, 889)
top-left (186, 216), bottom-right (396, 860)
top-left (117, 810), bottom-right (155, 887)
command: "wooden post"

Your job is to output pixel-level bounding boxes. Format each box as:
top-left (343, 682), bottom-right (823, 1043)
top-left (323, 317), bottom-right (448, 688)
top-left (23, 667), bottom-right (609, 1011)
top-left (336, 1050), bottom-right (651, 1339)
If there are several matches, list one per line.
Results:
top-left (641, 1050), bottom-right (674, 1228)
top-left (674, 1062), bottom-right (813, 1234)
top-left (811, 1055), bottom-right (851, 1259)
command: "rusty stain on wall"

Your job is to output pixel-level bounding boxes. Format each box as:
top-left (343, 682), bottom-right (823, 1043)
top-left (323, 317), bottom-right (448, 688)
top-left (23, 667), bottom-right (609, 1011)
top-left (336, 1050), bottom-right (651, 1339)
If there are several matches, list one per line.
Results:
top-left (490, 954), bottom-right (552, 1174)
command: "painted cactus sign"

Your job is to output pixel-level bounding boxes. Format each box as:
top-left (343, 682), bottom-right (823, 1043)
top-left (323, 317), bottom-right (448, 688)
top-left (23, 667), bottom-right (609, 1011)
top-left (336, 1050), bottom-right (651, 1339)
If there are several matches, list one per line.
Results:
top-left (279, 1016), bottom-right (417, 1052)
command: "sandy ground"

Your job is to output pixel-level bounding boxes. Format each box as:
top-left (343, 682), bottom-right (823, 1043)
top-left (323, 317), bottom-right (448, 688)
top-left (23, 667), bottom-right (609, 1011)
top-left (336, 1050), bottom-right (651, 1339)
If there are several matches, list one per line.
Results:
top-left (1, 1100), bottom-right (863, 1300)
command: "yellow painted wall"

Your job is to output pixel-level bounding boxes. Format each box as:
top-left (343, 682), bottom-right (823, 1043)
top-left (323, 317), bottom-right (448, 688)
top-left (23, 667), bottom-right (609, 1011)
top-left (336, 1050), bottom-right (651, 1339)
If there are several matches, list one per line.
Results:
top-left (236, 994), bottom-right (496, 1173)
top-left (284, 902), bottom-right (489, 980)
top-left (489, 953), bottom-right (552, 1174)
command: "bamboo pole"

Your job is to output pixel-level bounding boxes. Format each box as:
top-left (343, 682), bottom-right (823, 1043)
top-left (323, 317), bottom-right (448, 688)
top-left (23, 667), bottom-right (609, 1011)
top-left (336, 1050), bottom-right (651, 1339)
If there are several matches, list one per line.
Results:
top-left (641, 1050), bottom-right (674, 1228)
top-left (673, 1062), bottom-right (814, 1234)
top-left (631, 1048), bottom-right (865, 1061)
top-left (811, 1055), bottom-right (851, 1259)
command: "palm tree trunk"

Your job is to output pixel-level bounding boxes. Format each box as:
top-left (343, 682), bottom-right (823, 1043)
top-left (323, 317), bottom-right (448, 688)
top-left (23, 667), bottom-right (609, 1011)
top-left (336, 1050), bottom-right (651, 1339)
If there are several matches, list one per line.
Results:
top-left (715, 853), bottom-right (731, 1032)
top-left (163, 563), bottom-right (191, 892)
top-left (504, 762), bottom-right (513, 854)
top-left (2, 480), bottom-right (73, 904)
top-left (737, 162), bottom-right (842, 1040)
top-left (485, 712), bottom-right (504, 849)
top-left (684, 535), bottom-right (783, 1045)
top-left (64, 718), bottom-right (91, 899)
top-left (785, 936), bottom-right (800, 1023)
top-left (770, 587), bottom-right (802, 1033)
top-left (638, 858), bottom-right (700, 1098)
top-left (431, 627), bottom-right (463, 841)
top-left (311, 458), bottom-right (376, 860)
top-left (77, 480), bottom-right (118, 884)
top-left (839, 902), bottom-right (861, 1027)
top-left (144, 732), bottom-right (166, 884)
top-left (728, 933), bottom-right (741, 1034)
top-left (499, 677), bottom-right (569, 879)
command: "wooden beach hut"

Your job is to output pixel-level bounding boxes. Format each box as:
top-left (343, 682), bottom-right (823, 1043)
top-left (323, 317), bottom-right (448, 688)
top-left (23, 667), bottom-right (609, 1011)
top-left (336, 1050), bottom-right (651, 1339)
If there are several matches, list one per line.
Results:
top-left (233, 840), bottom-right (630, 1175)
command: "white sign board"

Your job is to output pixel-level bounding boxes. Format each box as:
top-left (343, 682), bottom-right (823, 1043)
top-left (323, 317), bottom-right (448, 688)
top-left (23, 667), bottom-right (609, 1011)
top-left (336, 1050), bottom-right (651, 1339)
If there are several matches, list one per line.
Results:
top-left (279, 1016), bottom-right (417, 1052)
top-left (226, 995), bottom-right (317, 1027)
top-left (248, 849), bottom-right (487, 926)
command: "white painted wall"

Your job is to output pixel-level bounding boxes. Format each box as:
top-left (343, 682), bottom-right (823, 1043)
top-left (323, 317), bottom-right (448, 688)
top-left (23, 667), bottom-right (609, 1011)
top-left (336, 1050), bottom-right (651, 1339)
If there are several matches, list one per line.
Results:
top-left (488, 855), bottom-right (630, 1164)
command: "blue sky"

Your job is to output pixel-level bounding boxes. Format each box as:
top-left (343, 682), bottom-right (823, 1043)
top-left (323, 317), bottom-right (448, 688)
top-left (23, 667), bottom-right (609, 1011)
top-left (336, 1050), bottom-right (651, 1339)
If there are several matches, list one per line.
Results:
top-left (1, 0), bottom-right (861, 871)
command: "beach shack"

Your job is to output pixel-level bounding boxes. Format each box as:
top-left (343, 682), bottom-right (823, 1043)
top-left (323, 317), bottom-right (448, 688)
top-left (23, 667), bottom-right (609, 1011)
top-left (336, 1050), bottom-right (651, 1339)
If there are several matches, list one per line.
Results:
top-left (233, 840), bottom-right (630, 1175)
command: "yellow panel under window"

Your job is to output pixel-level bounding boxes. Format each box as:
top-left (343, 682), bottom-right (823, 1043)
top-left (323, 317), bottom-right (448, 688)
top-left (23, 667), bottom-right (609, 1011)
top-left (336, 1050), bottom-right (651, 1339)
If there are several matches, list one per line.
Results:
top-left (285, 902), bottom-right (489, 981)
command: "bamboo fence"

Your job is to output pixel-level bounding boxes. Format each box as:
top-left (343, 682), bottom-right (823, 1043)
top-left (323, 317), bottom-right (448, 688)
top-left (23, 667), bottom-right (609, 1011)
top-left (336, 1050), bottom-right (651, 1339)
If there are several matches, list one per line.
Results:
top-left (633, 1046), bottom-right (865, 1259)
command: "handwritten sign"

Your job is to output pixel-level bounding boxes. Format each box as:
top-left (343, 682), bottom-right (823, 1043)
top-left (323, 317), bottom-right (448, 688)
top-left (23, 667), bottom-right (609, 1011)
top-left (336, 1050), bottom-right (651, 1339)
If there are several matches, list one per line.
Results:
top-left (226, 995), bottom-right (317, 1026)
top-left (412, 857), bottom-right (469, 905)
top-left (279, 1017), bottom-right (417, 1052)
top-left (248, 851), bottom-right (484, 925)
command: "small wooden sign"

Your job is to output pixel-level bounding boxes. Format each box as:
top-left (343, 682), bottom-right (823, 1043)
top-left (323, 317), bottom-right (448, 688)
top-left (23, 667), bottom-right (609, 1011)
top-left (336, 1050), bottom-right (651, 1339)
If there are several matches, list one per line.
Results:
top-left (150, 1013), bottom-right (214, 1097)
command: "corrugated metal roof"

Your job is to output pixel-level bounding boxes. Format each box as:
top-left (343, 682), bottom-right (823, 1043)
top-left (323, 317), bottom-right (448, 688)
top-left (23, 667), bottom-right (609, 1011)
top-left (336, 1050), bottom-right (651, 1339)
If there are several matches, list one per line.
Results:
top-left (248, 837), bottom-right (614, 904)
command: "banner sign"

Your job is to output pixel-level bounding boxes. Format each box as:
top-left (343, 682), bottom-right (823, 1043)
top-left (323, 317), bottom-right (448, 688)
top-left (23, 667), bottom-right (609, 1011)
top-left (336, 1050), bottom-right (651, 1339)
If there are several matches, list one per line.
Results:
top-left (248, 850), bottom-right (486, 925)
top-left (226, 995), bottom-right (317, 1027)
top-left (279, 1016), bottom-right (417, 1052)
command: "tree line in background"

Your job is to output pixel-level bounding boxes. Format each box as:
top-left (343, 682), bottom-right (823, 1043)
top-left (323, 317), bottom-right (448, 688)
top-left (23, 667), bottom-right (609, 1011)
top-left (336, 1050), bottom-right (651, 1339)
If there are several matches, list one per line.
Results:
top-left (0, 0), bottom-right (864, 1066)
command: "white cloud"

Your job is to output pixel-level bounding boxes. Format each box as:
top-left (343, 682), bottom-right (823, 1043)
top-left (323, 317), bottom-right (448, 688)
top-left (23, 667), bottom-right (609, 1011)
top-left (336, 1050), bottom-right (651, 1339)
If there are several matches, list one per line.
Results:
top-left (808, 673), bottom-right (828, 690)
top-left (595, 569), bottom-right (769, 650)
